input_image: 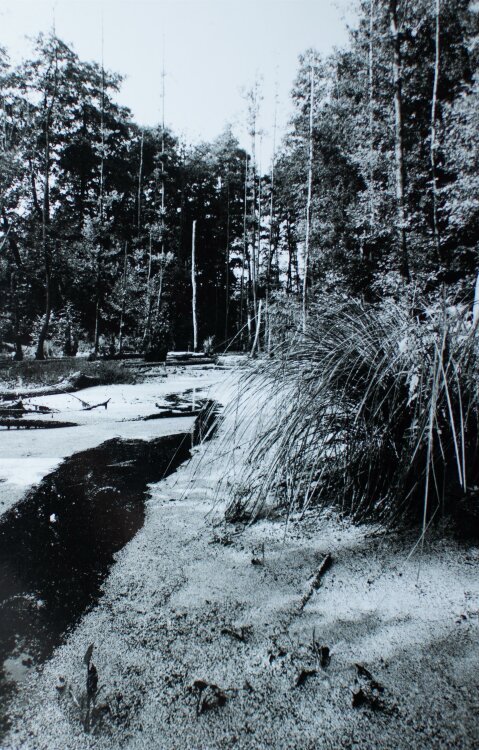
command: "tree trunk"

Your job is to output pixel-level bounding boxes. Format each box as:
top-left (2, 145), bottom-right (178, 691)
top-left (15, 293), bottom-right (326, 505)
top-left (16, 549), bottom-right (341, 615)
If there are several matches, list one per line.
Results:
top-left (225, 179), bottom-right (230, 344)
top-left (266, 92), bottom-right (277, 353)
top-left (286, 214), bottom-right (293, 293)
top-left (137, 130), bottom-right (144, 238)
top-left (93, 295), bottom-right (100, 358)
top-left (368, 0), bottom-right (376, 239)
top-left (473, 272), bottom-right (479, 330)
top-left (256, 145), bottom-right (262, 353)
top-left (250, 153), bottom-right (258, 331)
top-left (251, 299), bottom-right (262, 358)
top-left (302, 62), bottom-right (315, 333)
top-left (11, 271), bottom-right (23, 361)
top-left (1, 211), bottom-right (24, 360)
top-left (35, 270), bottom-right (52, 360)
top-left (36, 47), bottom-right (58, 359)
top-left (239, 154), bottom-right (248, 339)
top-left (93, 48), bottom-right (106, 359)
top-left (118, 241), bottom-right (128, 354)
top-left (155, 254), bottom-right (165, 323)
top-left (389, 0), bottom-right (410, 281)
top-left (430, 0), bottom-right (442, 264)
top-left (191, 219), bottom-right (198, 351)
top-left (142, 231), bottom-right (153, 348)
top-left (36, 125), bottom-right (52, 360)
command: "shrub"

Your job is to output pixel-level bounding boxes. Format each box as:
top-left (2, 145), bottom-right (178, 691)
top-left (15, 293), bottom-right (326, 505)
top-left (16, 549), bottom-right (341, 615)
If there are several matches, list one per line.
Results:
top-left (0, 359), bottom-right (136, 388)
top-left (225, 293), bottom-right (479, 530)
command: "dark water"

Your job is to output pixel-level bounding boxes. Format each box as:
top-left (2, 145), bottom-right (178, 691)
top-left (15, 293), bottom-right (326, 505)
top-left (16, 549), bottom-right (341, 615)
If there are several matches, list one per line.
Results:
top-left (0, 430), bottom-right (192, 731)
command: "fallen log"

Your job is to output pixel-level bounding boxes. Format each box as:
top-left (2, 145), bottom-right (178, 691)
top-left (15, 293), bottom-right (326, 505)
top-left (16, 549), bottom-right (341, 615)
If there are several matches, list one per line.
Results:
top-left (0, 402), bottom-right (56, 418)
top-left (166, 356), bottom-right (217, 366)
top-left (143, 409), bottom-right (200, 421)
top-left (0, 419), bottom-right (78, 430)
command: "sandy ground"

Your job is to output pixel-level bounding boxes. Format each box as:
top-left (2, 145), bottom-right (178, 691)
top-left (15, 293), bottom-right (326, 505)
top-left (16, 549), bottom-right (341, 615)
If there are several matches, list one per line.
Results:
top-left (3, 378), bottom-right (479, 749)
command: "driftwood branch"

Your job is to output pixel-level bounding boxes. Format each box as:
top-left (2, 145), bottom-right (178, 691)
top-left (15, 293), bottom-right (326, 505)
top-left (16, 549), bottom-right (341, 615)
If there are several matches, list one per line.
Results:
top-left (82, 398), bottom-right (110, 411)
top-left (299, 553), bottom-right (332, 611)
top-left (0, 419), bottom-right (77, 430)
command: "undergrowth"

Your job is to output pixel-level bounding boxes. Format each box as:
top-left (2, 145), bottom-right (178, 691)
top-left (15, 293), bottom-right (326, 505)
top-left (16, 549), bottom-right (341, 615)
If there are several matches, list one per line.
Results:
top-left (223, 293), bottom-right (479, 530)
top-left (0, 359), bottom-right (136, 388)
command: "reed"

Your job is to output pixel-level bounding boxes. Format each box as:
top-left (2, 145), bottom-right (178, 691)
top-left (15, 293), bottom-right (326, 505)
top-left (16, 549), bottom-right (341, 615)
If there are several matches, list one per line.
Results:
top-left (223, 293), bottom-right (479, 530)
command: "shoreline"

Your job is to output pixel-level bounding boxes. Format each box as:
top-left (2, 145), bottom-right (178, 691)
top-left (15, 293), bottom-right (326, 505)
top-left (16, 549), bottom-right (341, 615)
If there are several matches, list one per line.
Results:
top-left (0, 366), bottom-right (226, 519)
top-left (3, 366), bottom-right (478, 749)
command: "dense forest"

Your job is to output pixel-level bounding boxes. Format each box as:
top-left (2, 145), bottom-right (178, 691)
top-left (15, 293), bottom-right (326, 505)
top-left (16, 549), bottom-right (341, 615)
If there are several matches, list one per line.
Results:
top-left (0, 0), bottom-right (478, 361)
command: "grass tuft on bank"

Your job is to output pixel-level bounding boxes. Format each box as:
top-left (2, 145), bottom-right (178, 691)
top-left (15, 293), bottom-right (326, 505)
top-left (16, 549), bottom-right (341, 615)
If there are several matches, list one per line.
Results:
top-left (224, 294), bottom-right (479, 531)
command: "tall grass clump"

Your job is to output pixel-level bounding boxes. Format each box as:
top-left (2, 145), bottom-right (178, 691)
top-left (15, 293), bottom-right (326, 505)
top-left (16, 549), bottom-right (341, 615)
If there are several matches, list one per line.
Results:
top-left (225, 294), bottom-right (479, 528)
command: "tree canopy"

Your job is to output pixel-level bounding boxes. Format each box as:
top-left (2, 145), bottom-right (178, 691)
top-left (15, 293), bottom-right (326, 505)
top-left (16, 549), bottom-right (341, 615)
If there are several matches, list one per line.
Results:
top-left (1, 1), bottom-right (478, 359)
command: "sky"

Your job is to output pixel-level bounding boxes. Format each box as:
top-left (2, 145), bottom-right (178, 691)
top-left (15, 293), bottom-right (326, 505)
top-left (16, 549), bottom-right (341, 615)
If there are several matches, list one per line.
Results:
top-left (0, 0), bottom-right (356, 164)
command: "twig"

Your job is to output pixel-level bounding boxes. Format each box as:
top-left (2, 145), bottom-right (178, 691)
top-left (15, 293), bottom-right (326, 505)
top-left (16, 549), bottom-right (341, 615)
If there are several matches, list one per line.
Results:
top-left (299, 553), bottom-right (332, 610)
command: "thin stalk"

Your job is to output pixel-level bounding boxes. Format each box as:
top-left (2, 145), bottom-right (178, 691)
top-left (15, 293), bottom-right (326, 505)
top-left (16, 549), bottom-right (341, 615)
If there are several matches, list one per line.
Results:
top-left (302, 62), bottom-right (315, 333)
top-left (430, 0), bottom-right (442, 263)
top-left (191, 219), bottom-right (198, 351)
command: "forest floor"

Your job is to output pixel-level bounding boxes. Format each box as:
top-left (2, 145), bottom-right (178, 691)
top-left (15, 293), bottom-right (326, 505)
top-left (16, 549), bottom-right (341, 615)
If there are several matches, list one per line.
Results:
top-left (2, 362), bottom-right (479, 750)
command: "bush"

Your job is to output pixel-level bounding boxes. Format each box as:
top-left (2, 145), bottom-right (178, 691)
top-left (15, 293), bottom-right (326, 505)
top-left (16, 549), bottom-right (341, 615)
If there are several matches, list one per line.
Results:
top-left (226, 293), bottom-right (479, 529)
top-left (0, 359), bottom-right (136, 388)
top-left (144, 315), bottom-right (171, 362)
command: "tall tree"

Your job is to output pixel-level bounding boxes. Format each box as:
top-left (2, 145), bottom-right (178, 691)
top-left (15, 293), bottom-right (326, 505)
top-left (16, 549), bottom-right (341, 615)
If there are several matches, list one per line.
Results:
top-left (302, 56), bottom-right (315, 332)
top-left (389, 0), bottom-right (410, 281)
top-left (430, 0), bottom-right (442, 264)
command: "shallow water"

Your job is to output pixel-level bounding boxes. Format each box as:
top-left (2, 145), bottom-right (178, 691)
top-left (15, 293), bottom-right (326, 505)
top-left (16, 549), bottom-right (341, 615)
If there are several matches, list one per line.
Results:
top-left (0, 430), bottom-right (192, 732)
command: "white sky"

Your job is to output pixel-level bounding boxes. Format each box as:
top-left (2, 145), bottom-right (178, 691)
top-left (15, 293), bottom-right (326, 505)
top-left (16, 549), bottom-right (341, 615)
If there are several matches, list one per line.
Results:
top-left (0, 0), bottom-right (356, 163)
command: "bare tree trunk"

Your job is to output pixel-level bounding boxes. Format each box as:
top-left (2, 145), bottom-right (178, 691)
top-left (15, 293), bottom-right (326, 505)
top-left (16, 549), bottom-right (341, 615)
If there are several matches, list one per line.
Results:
top-left (266, 108), bottom-right (276, 354)
top-left (430, 0), bottom-right (442, 264)
top-left (36, 52), bottom-right (58, 360)
top-left (159, 55), bottom-right (166, 262)
top-left (257, 137), bottom-right (262, 290)
top-left (93, 41), bottom-right (106, 359)
top-left (256, 140), bottom-right (262, 353)
top-left (302, 62), bottom-right (315, 333)
top-left (389, 0), bottom-right (410, 281)
top-left (11, 272), bottom-right (23, 360)
top-left (142, 231), bottom-right (153, 348)
top-left (137, 130), bottom-right (144, 238)
top-left (99, 41), bottom-right (105, 228)
top-left (118, 241), bottom-right (128, 354)
top-left (153, 58), bottom-right (168, 331)
top-left (155, 253), bottom-right (166, 323)
top-left (250, 147), bottom-right (258, 330)
top-left (286, 214), bottom-right (293, 293)
top-left (93, 297), bottom-right (100, 358)
top-left (1, 210), bottom-right (24, 359)
top-left (368, 0), bottom-right (376, 239)
top-left (251, 299), bottom-right (262, 358)
top-left (472, 271), bottom-right (479, 330)
top-left (239, 154), bottom-right (248, 341)
top-left (224, 179), bottom-right (230, 344)
top-left (294, 245), bottom-right (301, 294)
top-left (246, 81), bottom-right (262, 341)
top-left (191, 219), bottom-right (198, 351)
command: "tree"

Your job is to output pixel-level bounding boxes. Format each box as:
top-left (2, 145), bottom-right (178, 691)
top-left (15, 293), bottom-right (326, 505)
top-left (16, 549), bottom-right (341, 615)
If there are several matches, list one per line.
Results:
top-left (302, 54), bottom-right (316, 332)
top-left (389, 0), bottom-right (410, 281)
